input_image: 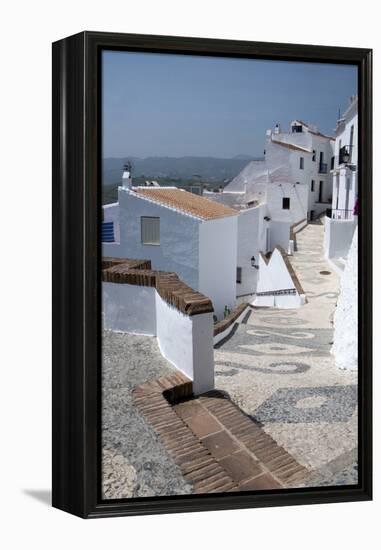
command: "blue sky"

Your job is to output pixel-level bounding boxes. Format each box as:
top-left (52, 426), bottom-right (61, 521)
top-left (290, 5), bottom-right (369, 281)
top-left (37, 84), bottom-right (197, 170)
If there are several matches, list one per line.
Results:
top-left (102, 50), bottom-right (357, 159)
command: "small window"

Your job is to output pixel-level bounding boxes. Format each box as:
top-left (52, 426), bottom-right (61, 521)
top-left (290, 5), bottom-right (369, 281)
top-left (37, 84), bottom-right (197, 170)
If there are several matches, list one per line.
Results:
top-left (312, 150), bottom-right (316, 162)
top-left (102, 221), bottom-right (115, 243)
top-left (311, 180), bottom-right (315, 192)
top-left (236, 267), bottom-right (242, 284)
top-left (141, 216), bottom-right (160, 245)
top-left (299, 157), bottom-right (304, 169)
top-left (282, 197), bottom-right (290, 210)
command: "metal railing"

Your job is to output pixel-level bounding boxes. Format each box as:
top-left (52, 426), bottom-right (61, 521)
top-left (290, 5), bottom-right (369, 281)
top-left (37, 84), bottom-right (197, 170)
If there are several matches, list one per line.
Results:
top-left (330, 208), bottom-right (354, 220)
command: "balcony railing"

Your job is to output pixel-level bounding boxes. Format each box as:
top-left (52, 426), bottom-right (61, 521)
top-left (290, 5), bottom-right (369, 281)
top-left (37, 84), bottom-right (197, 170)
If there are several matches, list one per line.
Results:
top-left (318, 162), bottom-right (328, 174)
top-left (328, 208), bottom-right (354, 221)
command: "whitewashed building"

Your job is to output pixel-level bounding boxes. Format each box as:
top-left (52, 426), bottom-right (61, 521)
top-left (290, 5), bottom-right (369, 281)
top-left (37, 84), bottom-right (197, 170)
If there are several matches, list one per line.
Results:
top-left (324, 96), bottom-right (358, 268)
top-left (102, 175), bottom-right (238, 319)
top-left (206, 120), bottom-right (334, 233)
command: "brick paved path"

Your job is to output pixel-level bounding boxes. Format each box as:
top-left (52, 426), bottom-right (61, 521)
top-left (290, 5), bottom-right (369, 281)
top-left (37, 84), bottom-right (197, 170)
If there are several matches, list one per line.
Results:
top-left (134, 374), bottom-right (308, 493)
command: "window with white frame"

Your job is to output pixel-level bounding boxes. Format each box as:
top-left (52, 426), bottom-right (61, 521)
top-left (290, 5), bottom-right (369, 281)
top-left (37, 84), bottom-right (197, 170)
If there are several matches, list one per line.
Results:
top-left (141, 216), bottom-right (160, 245)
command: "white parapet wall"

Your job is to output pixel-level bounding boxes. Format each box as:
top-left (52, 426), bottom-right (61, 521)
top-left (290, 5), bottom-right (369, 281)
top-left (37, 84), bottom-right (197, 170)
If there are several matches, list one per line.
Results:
top-left (324, 216), bottom-right (356, 261)
top-left (155, 293), bottom-right (214, 394)
top-left (213, 304), bottom-right (250, 346)
top-left (103, 202), bottom-right (120, 243)
top-left (102, 280), bottom-right (214, 394)
top-left (332, 227), bottom-right (358, 370)
top-left (103, 283), bottom-right (157, 335)
top-left (252, 247), bottom-right (305, 308)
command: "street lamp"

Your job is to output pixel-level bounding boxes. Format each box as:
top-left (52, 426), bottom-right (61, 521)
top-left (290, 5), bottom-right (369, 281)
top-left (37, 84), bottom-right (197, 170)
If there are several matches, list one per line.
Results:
top-left (251, 256), bottom-right (259, 269)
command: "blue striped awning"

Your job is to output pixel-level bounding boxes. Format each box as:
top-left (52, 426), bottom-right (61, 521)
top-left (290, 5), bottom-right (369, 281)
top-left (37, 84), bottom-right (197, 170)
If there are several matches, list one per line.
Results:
top-left (102, 221), bottom-right (115, 242)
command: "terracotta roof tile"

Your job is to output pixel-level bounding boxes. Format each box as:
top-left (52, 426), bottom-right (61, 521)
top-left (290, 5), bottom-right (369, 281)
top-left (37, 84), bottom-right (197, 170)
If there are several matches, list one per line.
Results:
top-left (132, 187), bottom-right (238, 220)
top-left (102, 260), bottom-right (214, 316)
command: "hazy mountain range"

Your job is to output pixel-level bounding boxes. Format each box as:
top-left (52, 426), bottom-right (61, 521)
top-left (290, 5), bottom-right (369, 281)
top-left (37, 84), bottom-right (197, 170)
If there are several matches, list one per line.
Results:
top-left (103, 155), bottom-right (262, 187)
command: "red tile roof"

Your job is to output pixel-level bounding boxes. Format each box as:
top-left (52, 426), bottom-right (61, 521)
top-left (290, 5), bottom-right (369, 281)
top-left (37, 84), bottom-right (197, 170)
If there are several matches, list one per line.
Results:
top-left (132, 187), bottom-right (238, 220)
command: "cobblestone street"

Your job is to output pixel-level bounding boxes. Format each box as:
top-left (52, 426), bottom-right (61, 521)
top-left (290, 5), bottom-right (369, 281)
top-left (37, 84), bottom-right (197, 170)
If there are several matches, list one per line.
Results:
top-left (215, 220), bottom-right (358, 485)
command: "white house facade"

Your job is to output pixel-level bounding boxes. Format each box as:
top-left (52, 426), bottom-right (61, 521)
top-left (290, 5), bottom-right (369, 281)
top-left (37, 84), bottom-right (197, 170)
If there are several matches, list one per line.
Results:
top-left (102, 182), bottom-right (238, 319)
top-left (324, 96), bottom-right (358, 267)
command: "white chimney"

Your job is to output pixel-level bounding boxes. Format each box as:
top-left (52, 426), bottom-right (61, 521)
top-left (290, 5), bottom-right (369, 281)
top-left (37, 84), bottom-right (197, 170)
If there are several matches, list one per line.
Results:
top-left (122, 162), bottom-right (132, 189)
top-left (274, 123), bottom-right (281, 134)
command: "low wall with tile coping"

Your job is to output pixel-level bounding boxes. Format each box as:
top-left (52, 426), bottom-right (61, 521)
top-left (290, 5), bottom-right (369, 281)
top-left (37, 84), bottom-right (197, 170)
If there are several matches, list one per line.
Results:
top-left (289, 218), bottom-right (307, 252)
top-left (213, 303), bottom-right (250, 345)
top-left (102, 258), bottom-right (215, 394)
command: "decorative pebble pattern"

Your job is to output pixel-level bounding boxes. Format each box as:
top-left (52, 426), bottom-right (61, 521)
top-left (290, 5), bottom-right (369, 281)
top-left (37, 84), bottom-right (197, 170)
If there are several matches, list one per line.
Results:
top-left (214, 221), bottom-right (358, 482)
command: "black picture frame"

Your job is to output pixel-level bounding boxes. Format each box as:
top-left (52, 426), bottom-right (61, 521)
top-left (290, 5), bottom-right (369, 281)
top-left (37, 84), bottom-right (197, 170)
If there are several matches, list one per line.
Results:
top-left (52, 31), bottom-right (372, 519)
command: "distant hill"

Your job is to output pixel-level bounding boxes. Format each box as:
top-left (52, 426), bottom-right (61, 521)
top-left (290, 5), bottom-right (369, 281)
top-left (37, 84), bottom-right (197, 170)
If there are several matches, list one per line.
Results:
top-left (102, 156), bottom-right (263, 187)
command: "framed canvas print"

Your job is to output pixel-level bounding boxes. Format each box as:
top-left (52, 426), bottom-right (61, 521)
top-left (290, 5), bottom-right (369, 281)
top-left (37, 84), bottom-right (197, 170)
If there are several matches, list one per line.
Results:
top-left (52, 31), bottom-right (372, 518)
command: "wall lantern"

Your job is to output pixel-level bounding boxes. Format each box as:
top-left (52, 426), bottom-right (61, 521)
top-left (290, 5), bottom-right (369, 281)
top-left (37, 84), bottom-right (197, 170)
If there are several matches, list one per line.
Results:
top-left (251, 256), bottom-right (259, 269)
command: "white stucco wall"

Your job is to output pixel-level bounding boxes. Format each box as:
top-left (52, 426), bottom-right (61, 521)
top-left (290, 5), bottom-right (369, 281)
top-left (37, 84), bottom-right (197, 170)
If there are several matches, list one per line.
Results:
top-left (332, 227), bottom-right (358, 370)
top-left (198, 215), bottom-right (238, 319)
top-left (103, 202), bottom-right (120, 243)
top-left (103, 281), bottom-right (215, 394)
top-left (236, 205), bottom-right (267, 297)
top-left (114, 189), bottom-right (200, 291)
top-left (156, 294), bottom-right (214, 393)
top-left (102, 282), bottom-right (156, 335)
top-left (269, 220), bottom-right (291, 251)
top-left (190, 311), bottom-right (215, 394)
top-left (330, 100), bottom-right (358, 219)
top-left (256, 249), bottom-right (295, 293)
top-left (266, 182), bottom-right (309, 224)
top-left (220, 124), bottom-right (333, 224)
top-left (332, 168), bottom-right (357, 215)
top-left (253, 248), bottom-right (303, 308)
top-left (324, 216), bottom-right (356, 260)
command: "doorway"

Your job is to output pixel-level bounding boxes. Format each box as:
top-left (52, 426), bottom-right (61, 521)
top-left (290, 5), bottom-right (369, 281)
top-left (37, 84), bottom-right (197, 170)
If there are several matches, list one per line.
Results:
top-left (318, 180), bottom-right (324, 203)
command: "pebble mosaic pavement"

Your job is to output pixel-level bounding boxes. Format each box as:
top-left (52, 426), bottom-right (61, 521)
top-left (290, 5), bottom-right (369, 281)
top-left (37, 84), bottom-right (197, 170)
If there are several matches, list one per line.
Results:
top-left (215, 220), bottom-right (358, 484)
top-left (102, 330), bottom-right (192, 499)
top-left (102, 219), bottom-right (358, 497)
